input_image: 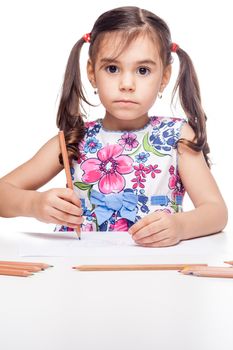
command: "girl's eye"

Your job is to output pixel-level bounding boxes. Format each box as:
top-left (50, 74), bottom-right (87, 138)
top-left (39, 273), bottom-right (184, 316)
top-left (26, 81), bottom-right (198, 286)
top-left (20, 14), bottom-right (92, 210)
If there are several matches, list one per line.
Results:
top-left (106, 65), bottom-right (119, 74)
top-left (137, 67), bottom-right (150, 76)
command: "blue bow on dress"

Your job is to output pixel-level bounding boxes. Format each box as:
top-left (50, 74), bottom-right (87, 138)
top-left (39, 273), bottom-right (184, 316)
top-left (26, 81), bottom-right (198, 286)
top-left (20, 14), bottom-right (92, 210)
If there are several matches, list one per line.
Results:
top-left (90, 189), bottom-right (138, 226)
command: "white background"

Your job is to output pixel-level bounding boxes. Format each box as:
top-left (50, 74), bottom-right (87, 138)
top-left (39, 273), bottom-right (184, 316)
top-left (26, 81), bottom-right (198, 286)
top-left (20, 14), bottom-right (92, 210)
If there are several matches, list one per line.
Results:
top-left (0, 0), bottom-right (232, 229)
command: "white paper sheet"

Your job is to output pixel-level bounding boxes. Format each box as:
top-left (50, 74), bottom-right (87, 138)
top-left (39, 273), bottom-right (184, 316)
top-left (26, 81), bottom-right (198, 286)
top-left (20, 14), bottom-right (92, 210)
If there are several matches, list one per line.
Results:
top-left (18, 230), bottom-right (231, 258)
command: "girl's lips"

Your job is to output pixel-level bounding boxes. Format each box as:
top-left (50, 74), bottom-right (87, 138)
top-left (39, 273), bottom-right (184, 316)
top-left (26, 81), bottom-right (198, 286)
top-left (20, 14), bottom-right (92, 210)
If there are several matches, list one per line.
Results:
top-left (114, 100), bottom-right (138, 104)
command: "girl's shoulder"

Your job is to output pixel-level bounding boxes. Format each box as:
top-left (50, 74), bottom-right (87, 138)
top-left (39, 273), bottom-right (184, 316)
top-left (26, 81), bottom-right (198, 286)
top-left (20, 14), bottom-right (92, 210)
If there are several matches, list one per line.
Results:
top-left (149, 116), bottom-right (187, 136)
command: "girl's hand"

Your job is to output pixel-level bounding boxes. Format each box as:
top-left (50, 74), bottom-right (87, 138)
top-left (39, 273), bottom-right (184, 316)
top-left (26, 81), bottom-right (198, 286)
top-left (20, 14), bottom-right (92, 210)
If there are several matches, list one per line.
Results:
top-left (129, 211), bottom-right (182, 247)
top-left (32, 188), bottom-right (83, 228)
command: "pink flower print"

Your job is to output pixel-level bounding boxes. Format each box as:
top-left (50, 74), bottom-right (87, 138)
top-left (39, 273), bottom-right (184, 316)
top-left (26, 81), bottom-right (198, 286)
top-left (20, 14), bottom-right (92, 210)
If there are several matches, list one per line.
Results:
top-left (132, 164), bottom-right (147, 189)
top-left (146, 164), bottom-right (161, 179)
top-left (169, 165), bottom-right (175, 175)
top-left (77, 140), bottom-right (87, 164)
top-left (169, 174), bottom-right (177, 189)
top-left (168, 165), bottom-right (177, 189)
top-left (134, 164), bottom-right (147, 178)
top-left (168, 166), bottom-right (185, 200)
top-left (81, 144), bottom-right (133, 194)
top-left (77, 152), bottom-right (87, 164)
top-left (82, 223), bottom-right (94, 231)
top-left (132, 175), bottom-right (146, 189)
top-left (109, 218), bottom-right (128, 231)
top-left (151, 117), bottom-right (161, 127)
top-left (85, 121), bottom-right (96, 128)
top-left (118, 132), bottom-right (139, 151)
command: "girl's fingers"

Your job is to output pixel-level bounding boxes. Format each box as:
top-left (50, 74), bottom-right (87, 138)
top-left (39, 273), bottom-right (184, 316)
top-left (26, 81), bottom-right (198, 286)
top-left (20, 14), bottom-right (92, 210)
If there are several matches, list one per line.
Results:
top-left (49, 207), bottom-right (83, 227)
top-left (54, 197), bottom-right (83, 217)
top-left (57, 188), bottom-right (82, 207)
top-left (47, 188), bottom-right (82, 216)
top-left (133, 229), bottom-right (168, 245)
top-left (131, 219), bottom-right (166, 241)
top-left (138, 237), bottom-right (180, 247)
top-left (129, 212), bottom-right (165, 236)
top-left (50, 216), bottom-right (82, 229)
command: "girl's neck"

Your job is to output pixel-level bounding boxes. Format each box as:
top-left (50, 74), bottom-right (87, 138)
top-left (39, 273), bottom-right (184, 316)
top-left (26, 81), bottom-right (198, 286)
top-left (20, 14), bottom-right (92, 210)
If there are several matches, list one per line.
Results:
top-left (102, 114), bottom-right (150, 132)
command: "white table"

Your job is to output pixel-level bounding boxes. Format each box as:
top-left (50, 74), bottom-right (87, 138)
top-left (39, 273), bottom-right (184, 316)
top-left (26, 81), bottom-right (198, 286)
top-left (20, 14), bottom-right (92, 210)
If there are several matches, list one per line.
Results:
top-left (0, 217), bottom-right (233, 350)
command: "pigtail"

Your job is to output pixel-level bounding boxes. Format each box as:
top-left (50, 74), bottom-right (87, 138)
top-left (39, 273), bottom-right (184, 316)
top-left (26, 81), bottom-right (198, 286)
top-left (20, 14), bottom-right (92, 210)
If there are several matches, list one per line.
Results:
top-left (57, 38), bottom-right (91, 165)
top-left (172, 48), bottom-right (210, 167)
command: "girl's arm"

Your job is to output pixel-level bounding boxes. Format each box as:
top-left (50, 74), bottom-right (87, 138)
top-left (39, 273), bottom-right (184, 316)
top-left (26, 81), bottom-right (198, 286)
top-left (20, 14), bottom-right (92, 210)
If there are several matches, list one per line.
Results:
top-left (0, 136), bottom-right (83, 228)
top-left (173, 123), bottom-right (228, 239)
top-left (129, 123), bottom-right (228, 247)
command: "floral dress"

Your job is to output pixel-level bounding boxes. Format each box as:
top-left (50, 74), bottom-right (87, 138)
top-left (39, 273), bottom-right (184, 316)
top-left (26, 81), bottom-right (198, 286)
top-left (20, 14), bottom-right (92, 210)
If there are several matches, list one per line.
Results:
top-left (58, 116), bottom-right (186, 232)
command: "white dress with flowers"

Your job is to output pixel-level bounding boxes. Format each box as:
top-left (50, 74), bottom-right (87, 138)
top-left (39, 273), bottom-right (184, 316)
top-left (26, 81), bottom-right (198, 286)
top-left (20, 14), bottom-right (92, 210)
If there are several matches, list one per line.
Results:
top-left (58, 116), bottom-right (186, 232)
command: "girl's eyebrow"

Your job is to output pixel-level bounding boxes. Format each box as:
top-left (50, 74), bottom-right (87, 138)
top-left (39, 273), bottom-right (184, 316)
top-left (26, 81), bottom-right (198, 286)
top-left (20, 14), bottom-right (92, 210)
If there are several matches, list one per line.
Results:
top-left (99, 58), bottom-right (157, 66)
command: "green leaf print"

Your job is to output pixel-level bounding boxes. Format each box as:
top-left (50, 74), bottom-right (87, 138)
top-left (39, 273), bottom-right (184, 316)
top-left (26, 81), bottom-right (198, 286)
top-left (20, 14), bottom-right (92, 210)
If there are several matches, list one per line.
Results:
top-left (170, 203), bottom-right (178, 212)
top-left (74, 182), bottom-right (92, 191)
top-left (143, 132), bottom-right (169, 157)
top-left (128, 144), bottom-right (142, 156)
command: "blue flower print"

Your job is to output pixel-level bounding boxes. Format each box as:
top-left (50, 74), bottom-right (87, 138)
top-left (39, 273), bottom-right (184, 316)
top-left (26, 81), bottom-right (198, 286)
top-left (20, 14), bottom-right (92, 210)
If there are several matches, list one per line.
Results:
top-left (99, 221), bottom-right (108, 231)
top-left (83, 209), bottom-right (93, 222)
top-left (138, 192), bottom-right (149, 214)
top-left (86, 124), bottom-right (101, 137)
top-left (135, 152), bottom-right (150, 163)
top-left (149, 120), bottom-right (178, 152)
top-left (80, 199), bottom-right (95, 222)
top-left (84, 137), bottom-right (102, 154)
top-left (70, 166), bottom-right (75, 180)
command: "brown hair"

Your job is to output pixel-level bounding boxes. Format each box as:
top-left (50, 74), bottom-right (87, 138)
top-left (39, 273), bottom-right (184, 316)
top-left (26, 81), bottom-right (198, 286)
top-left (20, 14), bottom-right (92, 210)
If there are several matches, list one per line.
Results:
top-left (57, 6), bottom-right (210, 166)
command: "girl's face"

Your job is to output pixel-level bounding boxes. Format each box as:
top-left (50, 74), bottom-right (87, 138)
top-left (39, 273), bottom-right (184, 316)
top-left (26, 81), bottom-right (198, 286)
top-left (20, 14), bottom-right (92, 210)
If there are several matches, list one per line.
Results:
top-left (87, 33), bottom-right (171, 130)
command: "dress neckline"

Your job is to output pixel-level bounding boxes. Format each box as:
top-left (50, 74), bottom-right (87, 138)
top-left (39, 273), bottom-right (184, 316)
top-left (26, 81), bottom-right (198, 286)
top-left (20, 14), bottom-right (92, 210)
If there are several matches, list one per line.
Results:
top-left (98, 117), bottom-right (152, 133)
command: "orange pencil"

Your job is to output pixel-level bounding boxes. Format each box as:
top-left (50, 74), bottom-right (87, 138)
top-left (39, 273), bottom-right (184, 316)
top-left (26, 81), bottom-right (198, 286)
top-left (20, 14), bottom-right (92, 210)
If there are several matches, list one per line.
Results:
top-left (180, 266), bottom-right (233, 275)
top-left (186, 270), bottom-right (233, 279)
top-left (72, 263), bottom-right (208, 271)
top-left (0, 267), bottom-right (33, 277)
top-left (58, 130), bottom-right (81, 239)
top-left (0, 261), bottom-right (53, 270)
top-left (0, 264), bottom-right (41, 272)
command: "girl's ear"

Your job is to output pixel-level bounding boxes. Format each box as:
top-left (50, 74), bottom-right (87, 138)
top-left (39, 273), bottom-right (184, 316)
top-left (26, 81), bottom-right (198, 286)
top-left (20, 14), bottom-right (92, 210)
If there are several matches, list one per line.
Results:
top-left (160, 64), bottom-right (172, 92)
top-left (87, 59), bottom-right (97, 88)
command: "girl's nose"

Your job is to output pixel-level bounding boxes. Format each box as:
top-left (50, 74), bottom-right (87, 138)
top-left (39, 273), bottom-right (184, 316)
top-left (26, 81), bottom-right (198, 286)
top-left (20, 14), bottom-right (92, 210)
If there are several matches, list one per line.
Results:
top-left (119, 73), bottom-right (135, 92)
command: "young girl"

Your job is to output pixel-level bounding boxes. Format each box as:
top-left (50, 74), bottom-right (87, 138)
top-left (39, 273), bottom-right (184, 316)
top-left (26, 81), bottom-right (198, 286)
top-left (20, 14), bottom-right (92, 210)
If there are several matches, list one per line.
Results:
top-left (0, 6), bottom-right (228, 247)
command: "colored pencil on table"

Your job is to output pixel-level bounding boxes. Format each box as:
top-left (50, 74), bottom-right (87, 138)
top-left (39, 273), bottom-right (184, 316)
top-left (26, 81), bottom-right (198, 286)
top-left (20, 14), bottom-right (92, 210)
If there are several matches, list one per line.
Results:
top-left (180, 266), bottom-right (233, 274)
top-left (224, 260), bottom-right (233, 266)
top-left (184, 270), bottom-right (233, 279)
top-left (0, 267), bottom-right (33, 277)
top-left (72, 263), bottom-right (208, 271)
top-left (0, 264), bottom-right (42, 272)
top-left (0, 261), bottom-right (53, 270)
top-left (0, 261), bottom-right (53, 277)
top-left (58, 130), bottom-right (81, 239)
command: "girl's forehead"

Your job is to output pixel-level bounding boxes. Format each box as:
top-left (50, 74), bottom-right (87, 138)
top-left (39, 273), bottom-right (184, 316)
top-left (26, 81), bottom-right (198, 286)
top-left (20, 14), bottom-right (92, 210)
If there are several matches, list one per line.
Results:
top-left (96, 31), bottom-right (161, 61)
